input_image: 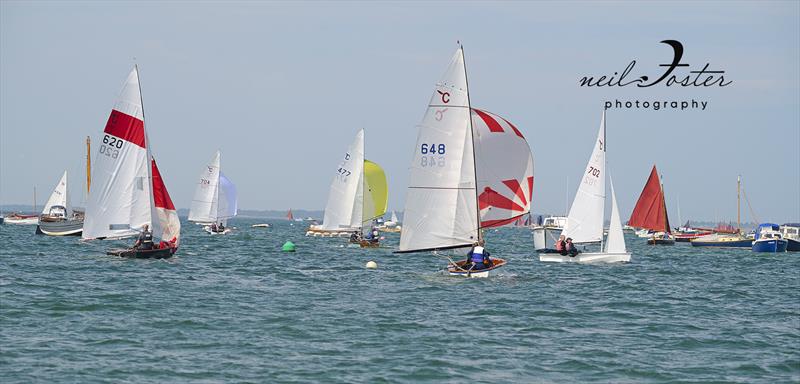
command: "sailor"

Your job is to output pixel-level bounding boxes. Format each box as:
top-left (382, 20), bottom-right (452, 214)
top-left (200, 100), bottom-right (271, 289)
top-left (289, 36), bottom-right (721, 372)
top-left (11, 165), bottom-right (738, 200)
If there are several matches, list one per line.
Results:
top-left (211, 222), bottom-right (218, 232)
top-left (218, 222), bottom-right (225, 232)
top-left (465, 240), bottom-right (492, 270)
top-left (133, 224), bottom-right (154, 250)
top-left (565, 237), bottom-right (580, 257)
top-left (365, 227), bottom-right (380, 243)
top-left (349, 231), bottom-right (361, 243)
top-left (556, 235), bottom-right (567, 255)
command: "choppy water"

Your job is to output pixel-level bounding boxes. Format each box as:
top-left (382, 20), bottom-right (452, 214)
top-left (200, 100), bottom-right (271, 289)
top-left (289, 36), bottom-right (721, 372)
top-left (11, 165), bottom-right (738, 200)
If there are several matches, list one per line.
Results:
top-left (1, 218), bottom-right (798, 383)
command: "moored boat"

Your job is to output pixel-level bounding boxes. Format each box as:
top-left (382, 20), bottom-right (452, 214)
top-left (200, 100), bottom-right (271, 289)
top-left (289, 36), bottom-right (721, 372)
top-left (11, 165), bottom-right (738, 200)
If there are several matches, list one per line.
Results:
top-left (780, 223), bottom-right (800, 251)
top-left (752, 223), bottom-right (787, 253)
top-left (689, 176), bottom-right (752, 248)
top-left (36, 170), bottom-right (85, 236)
top-left (3, 213), bottom-right (39, 225)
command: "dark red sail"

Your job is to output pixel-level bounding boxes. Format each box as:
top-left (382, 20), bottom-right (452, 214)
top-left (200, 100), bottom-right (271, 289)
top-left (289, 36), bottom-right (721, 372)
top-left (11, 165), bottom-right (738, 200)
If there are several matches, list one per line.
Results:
top-left (628, 165), bottom-right (670, 233)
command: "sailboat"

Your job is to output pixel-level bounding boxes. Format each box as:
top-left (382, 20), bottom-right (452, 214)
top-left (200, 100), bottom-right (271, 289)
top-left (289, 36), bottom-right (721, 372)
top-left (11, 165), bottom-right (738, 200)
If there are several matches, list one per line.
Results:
top-left (379, 210), bottom-right (402, 232)
top-left (36, 171), bottom-right (84, 236)
top-left (396, 45), bottom-right (534, 277)
top-left (690, 175), bottom-right (753, 247)
top-left (82, 66), bottom-right (181, 258)
top-left (3, 187), bottom-right (39, 225)
top-left (539, 112), bottom-right (630, 263)
top-left (629, 165), bottom-right (674, 245)
top-left (306, 129), bottom-right (389, 246)
top-left (188, 150), bottom-right (238, 234)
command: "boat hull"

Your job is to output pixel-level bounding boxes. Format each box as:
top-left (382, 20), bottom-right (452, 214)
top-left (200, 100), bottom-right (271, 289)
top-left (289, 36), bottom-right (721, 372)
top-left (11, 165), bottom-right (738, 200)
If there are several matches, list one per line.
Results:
top-left (690, 238), bottom-right (752, 247)
top-left (647, 238), bottom-right (675, 245)
top-left (107, 247), bottom-right (175, 259)
top-left (36, 218), bottom-right (83, 236)
top-left (539, 252), bottom-right (630, 263)
top-left (359, 240), bottom-right (380, 248)
top-left (447, 257), bottom-right (506, 278)
top-left (204, 227), bottom-right (232, 235)
top-left (786, 238), bottom-right (800, 252)
top-left (752, 239), bottom-right (788, 253)
top-left (3, 216), bottom-right (38, 225)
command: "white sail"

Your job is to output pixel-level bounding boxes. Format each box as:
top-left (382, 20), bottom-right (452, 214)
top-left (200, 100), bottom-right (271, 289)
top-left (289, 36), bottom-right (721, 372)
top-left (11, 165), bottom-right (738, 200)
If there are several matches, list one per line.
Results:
top-left (399, 47), bottom-right (478, 252)
top-left (390, 211), bottom-right (398, 223)
top-left (83, 66), bottom-right (152, 240)
top-left (217, 172), bottom-right (238, 220)
top-left (605, 177), bottom-right (626, 253)
top-left (188, 151), bottom-right (222, 223)
top-left (472, 109), bottom-right (534, 228)
top-left (320, 129), bottom-right (365, 230)
top-left (562, 111), bottom-right (606, 243)
top-left (42, 170), bottom-right (70, 216)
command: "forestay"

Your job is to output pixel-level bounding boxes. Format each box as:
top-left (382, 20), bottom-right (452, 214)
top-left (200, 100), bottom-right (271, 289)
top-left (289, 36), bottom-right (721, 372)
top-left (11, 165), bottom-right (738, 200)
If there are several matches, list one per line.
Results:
top-left (83, 67), bottom-right (152, 240)
top-left (320, 129), bottom-right (365, 230)
top-left (399, 47), bottom-right (478, 252)
top-left (472, 109), bottom-right (534, 228)
top-left (562, 111), bottom-right (606, 243)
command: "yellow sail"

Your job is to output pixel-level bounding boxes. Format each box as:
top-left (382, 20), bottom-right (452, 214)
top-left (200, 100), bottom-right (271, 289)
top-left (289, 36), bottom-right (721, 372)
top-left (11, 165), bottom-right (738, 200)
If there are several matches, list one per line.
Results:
top-left (362, 159), bottom-right (388, 222)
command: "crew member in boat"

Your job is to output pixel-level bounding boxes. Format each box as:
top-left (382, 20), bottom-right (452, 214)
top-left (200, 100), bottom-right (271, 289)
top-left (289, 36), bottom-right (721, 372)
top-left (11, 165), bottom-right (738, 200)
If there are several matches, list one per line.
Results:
top-left (217, 222), bottom-right (225, 232)
top-left (364, 227), bottom-right (380, 243)
top-left (210, 223), bottom-right (218, 232)
top-left (133, 224), bottom-right (154, 250)
top-left (465, 240), bottom-right (493, 270)
top-left (556, 235), bottom-right (567, 255)
top-left (349, 231), bottom-right (362, 243)
top-left (565, 237), bottom-right (580, 257)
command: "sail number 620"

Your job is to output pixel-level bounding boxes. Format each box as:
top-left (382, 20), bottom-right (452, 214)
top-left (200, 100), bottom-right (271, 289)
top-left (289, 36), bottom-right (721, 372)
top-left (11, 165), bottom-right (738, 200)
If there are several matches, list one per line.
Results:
top-left (421, 143), bottom-right (446, 155)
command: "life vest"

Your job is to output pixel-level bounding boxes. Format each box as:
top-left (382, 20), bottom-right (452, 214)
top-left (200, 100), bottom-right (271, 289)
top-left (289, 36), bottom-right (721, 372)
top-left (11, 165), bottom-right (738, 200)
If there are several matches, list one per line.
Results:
top-left (555, 240), bottom-right (565, 251)
top-left (470, 246), bottom-right (486, 263)
top-left (142, 231), bottom-right (153, 243)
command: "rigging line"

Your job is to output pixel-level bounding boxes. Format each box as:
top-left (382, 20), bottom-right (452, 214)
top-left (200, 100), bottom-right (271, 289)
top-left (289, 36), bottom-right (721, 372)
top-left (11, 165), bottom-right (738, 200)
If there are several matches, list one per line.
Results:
top-left (741, 185), bottom-right (760, 224)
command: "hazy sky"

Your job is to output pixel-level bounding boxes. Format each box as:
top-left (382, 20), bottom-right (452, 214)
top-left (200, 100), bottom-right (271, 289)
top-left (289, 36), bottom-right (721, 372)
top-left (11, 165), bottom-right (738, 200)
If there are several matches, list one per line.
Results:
top-left (1, 1), bottom-right (798, 223)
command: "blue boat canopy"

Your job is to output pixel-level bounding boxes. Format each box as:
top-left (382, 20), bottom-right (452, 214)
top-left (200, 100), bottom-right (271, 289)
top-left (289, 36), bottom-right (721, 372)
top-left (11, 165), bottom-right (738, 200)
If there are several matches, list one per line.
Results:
top-left (755, 223), bottom-right (780, 240)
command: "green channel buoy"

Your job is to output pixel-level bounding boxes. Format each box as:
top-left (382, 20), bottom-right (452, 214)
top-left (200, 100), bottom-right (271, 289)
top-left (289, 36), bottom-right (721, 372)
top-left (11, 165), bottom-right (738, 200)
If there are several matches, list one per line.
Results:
top-left (282, 241), bottom-right (296, 252)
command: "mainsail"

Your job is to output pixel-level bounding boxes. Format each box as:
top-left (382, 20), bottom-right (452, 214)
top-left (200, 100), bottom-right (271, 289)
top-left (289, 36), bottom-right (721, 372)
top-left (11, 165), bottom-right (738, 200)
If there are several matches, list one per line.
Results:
top-left (320, 130), bottom-right (365, 230)
top-left (399, 47), bottom-right (479, 252)
top-left (562, 111), bottom-right (606, 243)
top-left (83, 66), bottom-right (152, 240)
top-left (188, 150), bottom-right (237, 223)
top-left (628, 165), bottom-right (670, 233)
top-left (42, 171), bottom-right (70, 216)
top-left (472, 108), bottom-right (534, 228)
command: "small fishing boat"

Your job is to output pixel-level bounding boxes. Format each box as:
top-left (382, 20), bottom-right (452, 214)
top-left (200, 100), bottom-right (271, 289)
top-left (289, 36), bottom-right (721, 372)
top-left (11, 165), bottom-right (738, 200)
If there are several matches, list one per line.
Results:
top-left (629, 165), bottom-right (674, 245)
top-left (538, 111), bottom-right (630, 263)
top-left (780, 223), bottom-right (800, 251)
top-left (188, 150), bottom-right (238, 235)
top-left (82, 66), bottom-right (181, 258)
top-left (251, 223), bottom-right (271, 228)
top-left (36, 171), bottom-right (84, 236)
top-left (306, 129), bottom-right (388, 247)
top-left (752, 223), bottom-right (788, 253)
top-left (397, 45), bottom-right (534, 277)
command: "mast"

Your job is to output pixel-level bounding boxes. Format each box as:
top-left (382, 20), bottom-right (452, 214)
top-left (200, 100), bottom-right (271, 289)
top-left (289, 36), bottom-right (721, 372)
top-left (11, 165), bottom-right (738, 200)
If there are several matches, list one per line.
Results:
top-left (86, 136), bottom-right (91, 194)
top-left (660, 179), bottom-right (669, 233)
top-left (33, 186), bottom-right (37, 214)
top-left (737, 175), bottom-right (741, 234)
top-left (136, 64), bottom-right (155, 231)
top-left (460, 44), bottom-right (481, 243)
top-left (600, 111), bottom-right (606, 252)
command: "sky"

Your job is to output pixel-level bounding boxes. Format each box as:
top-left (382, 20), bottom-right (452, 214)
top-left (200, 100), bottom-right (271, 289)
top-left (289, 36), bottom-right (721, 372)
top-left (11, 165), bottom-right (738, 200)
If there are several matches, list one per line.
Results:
top-left (1, 1), bottom-right (798, 224)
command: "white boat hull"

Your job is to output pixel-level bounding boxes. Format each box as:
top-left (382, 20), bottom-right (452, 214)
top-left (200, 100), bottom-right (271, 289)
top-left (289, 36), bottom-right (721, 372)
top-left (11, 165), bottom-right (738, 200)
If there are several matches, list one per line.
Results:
top-left (4, 217), bottom-right (39, 225)
top-left (539, 252), bottom-right (631, 264)
top-left (204, 226), bottom-right (232, 235)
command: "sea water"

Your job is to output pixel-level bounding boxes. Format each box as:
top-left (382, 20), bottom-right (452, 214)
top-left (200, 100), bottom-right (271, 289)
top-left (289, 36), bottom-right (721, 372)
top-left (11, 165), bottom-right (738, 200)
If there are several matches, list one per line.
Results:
top-left (1, 219), bottom-right (798, 383)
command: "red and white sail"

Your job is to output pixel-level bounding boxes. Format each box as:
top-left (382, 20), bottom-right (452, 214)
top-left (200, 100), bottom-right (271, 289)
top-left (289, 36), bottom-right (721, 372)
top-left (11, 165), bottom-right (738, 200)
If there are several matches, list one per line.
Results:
top-left (399, 47), bottom-right (478, 252)
top-left (83, 67), bottom-right (151, 240)
top-left (472, 109), bottom-right (534, 228)
top-left (150, 158), bottom-right (181, 247)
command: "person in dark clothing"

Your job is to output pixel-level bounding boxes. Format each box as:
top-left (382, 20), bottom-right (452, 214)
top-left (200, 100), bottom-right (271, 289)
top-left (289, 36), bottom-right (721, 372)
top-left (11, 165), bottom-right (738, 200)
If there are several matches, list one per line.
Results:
top-left (133, 224), bottom-right (154, 250)
top-left (565, 237), bottom-right (580, 257)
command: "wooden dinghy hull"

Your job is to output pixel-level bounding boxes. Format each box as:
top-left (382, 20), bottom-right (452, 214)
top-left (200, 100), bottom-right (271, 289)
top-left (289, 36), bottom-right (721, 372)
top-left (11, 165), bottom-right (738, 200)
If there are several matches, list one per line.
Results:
top-left (447, 257), bottom-right (506, 278)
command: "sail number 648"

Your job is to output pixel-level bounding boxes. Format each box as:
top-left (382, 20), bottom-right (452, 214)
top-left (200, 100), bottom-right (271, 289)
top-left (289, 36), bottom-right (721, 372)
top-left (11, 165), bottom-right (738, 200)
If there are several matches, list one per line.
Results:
top-left (421, 143), bottom-right (446, 155)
